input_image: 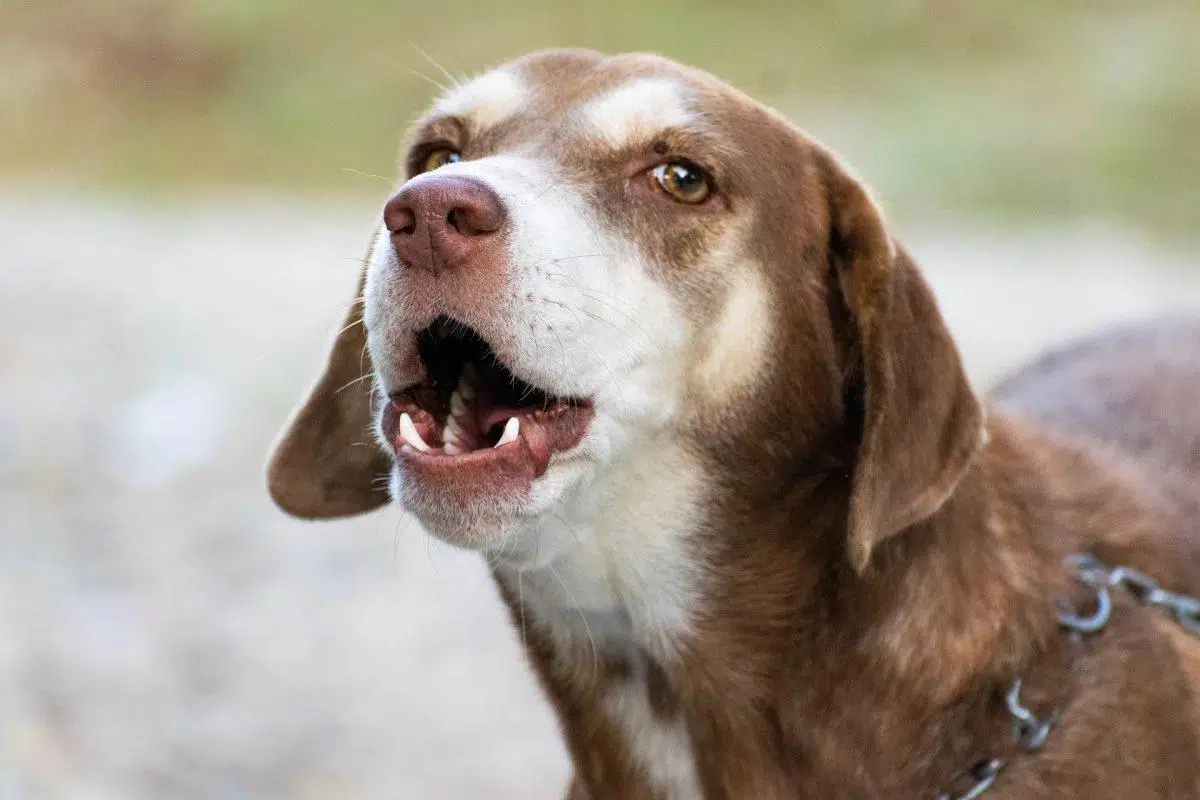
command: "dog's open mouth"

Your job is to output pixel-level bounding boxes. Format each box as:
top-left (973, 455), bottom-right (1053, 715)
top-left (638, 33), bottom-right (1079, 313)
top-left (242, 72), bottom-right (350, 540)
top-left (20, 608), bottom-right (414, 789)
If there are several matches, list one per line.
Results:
top-left (381, 317), bottom-right (594, 491)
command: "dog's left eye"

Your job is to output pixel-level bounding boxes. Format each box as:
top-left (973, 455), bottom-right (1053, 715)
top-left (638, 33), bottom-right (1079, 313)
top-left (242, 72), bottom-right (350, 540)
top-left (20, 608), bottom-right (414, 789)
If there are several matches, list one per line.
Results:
top-left (650, 161), bottom-right (711, 204)
top-left (420, 148), bottom-right (462, 173)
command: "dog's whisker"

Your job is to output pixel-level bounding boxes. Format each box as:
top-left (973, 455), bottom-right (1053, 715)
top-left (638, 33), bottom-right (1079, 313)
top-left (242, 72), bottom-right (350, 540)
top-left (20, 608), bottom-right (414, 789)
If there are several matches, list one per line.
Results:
top-left (334, 316), bottom-right (365, 339)
top-left (546, 253), bottom-right (612, 262)
top-left (358, 341), bottom-right (372, 385)
top-left (409, 43), bottom-right (462, 89)
top-left (341, 167), bottom-right (392, 184)
top-left (334, 372), bottom-right (374, 395)
top-left (517, 568), bottom-right (529, 654)
top-left (538, 297), bottom-right (651, 361)
top-left (531, 176), bottom-right (562, 202)
top-left (406, 67), bottom-right (452, 94)
top-left (393, 521), bottom-right (404, 576)
top-left (544, 558), bottom-right (600, 685)
top-left (540, 281), bottom-right (656, 349)
top-left (548, 326), bottom-right (631, 420)
top-left (550, 503), bottom-right (584, 550)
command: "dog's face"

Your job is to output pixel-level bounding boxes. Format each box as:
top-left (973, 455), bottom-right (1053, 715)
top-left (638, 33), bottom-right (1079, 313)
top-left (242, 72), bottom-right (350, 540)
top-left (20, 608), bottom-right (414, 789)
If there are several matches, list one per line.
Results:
top-left (268, 50), bottom-right (983, 572)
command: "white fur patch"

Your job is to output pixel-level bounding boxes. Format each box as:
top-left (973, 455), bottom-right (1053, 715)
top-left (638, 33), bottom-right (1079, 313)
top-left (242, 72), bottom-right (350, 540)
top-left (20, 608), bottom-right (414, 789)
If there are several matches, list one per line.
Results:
top-left (604, 666), bottom-right (702, 799)
top-left (693, 268), bottom-right (772, 400)
top-left (583, 78), bottom-right (694, 148)
top-left (435, 68), bottom-right (525, 130)
top-left (501, 440), bottom-right (705, 657)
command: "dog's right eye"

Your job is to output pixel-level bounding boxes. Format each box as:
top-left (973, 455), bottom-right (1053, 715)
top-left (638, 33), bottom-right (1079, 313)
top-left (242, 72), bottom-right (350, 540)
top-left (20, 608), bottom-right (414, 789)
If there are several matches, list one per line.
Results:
top-left (650, 161), bottom-right (712, 204)
top-left (419, 148), bottom-right (462, 174)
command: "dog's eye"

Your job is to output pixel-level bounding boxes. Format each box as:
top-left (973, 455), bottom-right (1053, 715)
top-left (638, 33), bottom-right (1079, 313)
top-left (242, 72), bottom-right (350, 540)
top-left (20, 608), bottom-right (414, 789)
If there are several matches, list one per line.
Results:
top-left (420, 148), bottom-right (462, 173)
top-left (650, 161), bottom-right (711, 204)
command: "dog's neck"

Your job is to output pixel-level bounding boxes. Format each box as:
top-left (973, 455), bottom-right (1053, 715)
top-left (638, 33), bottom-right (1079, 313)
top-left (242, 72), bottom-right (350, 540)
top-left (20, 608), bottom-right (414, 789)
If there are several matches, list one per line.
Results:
top-left (491, 412), bottom-right (1135, 796)
top-left (494, 435), bottom-right (707, 662)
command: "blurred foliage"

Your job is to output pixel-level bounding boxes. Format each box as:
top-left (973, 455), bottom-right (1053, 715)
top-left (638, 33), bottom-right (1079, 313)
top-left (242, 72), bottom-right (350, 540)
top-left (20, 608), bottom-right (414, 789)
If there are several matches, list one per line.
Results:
top-left (1, 0), bottom-right (1197, 234)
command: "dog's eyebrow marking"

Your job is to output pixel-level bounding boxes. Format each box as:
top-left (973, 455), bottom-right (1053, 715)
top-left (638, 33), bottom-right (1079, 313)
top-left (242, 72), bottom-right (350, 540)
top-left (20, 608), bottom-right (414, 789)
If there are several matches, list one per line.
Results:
top-left (694, 267), bottom-right (773, 400)
top-left (435, 68), bottom-right (526, 130)
top-left (583, 78), bottom-right (694, 148)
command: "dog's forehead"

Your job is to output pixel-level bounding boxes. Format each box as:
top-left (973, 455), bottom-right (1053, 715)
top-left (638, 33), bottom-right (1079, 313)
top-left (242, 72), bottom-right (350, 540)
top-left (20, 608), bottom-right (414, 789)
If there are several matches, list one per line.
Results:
top-left (426, 52), bottom-right (738, 152)
top-left (434, 67), bottom-right (528, 131)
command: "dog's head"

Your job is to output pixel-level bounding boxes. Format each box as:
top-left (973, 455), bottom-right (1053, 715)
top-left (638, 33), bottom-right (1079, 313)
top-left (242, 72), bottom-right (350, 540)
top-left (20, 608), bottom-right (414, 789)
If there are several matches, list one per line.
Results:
top-left (267, 50), bottom-right (983, 572)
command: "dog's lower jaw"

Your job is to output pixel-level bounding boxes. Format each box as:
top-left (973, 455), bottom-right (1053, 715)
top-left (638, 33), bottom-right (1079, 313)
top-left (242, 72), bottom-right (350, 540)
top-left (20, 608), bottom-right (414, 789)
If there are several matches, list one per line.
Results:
top-left (387, 446), bottom-right (599, 555)
top-left (498, 410), bottom-right (1196, 798)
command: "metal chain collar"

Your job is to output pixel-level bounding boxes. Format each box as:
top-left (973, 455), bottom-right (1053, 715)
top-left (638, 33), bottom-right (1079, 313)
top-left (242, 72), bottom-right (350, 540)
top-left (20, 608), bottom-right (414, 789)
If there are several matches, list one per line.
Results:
top-left (938, 553), bottom-right (1200, 800)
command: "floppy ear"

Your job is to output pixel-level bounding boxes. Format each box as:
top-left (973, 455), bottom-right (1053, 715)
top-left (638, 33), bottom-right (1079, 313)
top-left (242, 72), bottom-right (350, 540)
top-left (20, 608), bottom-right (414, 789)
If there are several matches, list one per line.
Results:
top-left (266, 242), bottom-right (391, 519)
top-left (823, 157), bottom-right (985, 572)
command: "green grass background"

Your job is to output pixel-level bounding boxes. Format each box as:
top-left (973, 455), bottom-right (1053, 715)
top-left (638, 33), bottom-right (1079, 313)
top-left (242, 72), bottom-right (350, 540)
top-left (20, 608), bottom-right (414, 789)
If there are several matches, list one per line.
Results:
top-left (3, 0), bottom-right (1196, 235)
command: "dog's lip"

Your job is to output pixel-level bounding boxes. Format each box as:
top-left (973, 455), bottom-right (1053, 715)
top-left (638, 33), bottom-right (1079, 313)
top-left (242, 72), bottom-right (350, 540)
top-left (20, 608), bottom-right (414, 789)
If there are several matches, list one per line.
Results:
top-left (380, 400), bottom-right (594, 499)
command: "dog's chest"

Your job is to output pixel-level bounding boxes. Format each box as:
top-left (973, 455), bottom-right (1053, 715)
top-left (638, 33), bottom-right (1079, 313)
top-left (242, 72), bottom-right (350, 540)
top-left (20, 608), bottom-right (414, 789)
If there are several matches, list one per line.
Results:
top-left (601, 653), bottom-right (703, 800)
top-left (514, 565), bottom-right (705, 799)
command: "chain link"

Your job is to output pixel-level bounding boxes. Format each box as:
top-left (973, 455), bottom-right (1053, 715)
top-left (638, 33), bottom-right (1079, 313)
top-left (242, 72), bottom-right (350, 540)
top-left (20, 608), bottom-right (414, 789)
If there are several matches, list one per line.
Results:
top-left (938, 759), bottom-right (1004, 800)
top-left (938, 553), bottom-right (1199, 799)
top-left (1004, 678), bottom-right (1057, 750)
top-left (1071, 554), bottom-right (1200, 635)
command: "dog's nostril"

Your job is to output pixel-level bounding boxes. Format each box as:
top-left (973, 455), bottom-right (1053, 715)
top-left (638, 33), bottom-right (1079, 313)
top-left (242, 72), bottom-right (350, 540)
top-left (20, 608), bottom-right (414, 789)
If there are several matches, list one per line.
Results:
top-left (384, 200), bottom-right (417, 237)
top-left (446, 209), bottom-right (460, 232)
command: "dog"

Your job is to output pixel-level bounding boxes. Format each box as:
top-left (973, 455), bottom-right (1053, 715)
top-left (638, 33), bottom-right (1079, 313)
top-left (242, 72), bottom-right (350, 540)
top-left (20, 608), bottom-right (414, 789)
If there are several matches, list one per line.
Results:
top-left (266, 50), bottom-right (1200, 798)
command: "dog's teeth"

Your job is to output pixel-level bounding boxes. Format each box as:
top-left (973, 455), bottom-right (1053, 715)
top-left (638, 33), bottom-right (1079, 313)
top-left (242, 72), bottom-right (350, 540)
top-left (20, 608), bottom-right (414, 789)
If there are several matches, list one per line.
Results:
top-left (443, 441), bottom-right (464, 455)
top-left (450, 389), bottom-right (467, 417)
top-left (458, 365), bottom-right (477, 399)
top-left (398, 412), bottom-right (432, 453)
top-left (494, 416), bottom-right (520, 447)
top-left (444, 415), bottom-right (463, 445)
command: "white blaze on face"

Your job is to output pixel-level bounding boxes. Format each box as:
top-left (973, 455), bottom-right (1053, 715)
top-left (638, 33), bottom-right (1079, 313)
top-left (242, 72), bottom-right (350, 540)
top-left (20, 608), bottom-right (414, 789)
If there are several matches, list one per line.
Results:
top-left (583, 78), bottom-right (695, 148)
top-left (434, 68), bottom-right (526, 130)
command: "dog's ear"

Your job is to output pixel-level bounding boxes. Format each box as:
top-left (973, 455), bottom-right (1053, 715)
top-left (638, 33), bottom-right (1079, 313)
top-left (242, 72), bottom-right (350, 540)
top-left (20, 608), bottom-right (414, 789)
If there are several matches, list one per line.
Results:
top-left (266, 240), bottom-right (391, 519)
top-left (822, 155), bottom-right (984, 572)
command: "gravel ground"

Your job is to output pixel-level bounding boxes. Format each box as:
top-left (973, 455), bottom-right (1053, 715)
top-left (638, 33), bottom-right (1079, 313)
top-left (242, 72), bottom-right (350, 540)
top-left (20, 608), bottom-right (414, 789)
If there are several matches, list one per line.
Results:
top-left (1, 187), bottom-right (1197, 799)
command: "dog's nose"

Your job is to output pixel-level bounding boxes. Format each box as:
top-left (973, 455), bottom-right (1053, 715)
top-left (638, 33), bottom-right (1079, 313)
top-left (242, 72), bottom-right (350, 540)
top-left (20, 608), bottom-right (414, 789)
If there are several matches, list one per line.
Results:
top-left (383, 175), bottom-right (507, 273)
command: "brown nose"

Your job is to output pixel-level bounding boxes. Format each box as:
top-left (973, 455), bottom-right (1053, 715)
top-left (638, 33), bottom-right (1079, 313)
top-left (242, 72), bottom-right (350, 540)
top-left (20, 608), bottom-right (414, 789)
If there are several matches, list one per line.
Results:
top-left (383, 175), bottom-right (507, 273)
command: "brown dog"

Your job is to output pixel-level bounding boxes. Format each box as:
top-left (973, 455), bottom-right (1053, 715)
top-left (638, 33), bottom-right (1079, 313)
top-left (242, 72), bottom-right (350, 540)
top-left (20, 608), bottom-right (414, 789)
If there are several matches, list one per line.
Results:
top-left (267, 50), bottom-right (1200, 798)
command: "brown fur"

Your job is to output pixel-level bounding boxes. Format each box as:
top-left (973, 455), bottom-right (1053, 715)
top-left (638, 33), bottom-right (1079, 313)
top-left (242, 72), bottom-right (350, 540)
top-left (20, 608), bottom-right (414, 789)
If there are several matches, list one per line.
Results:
top-left (266, 258), bottom-right (390, 518)
top-left (267, 50), bottom-right (1200, 798)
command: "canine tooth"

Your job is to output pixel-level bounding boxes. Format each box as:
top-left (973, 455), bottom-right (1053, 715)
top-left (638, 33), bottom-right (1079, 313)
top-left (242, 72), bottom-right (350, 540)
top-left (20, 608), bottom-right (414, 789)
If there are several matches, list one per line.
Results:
top-left (398, 412), bottom-right (432, 453)
top-left (494, 416), bottom-right (520, 447)
top-left (443, 441), bottom-right (464, 455)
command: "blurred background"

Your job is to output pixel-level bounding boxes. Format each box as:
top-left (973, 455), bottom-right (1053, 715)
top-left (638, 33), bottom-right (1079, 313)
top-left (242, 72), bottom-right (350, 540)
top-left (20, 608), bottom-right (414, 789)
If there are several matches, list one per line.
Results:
top-left (1, 1), bottom-right (1197, 797)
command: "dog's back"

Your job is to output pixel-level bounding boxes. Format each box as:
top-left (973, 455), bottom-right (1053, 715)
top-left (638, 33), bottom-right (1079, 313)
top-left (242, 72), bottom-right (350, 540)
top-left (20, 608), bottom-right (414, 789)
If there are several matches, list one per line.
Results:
top-left (993, 317), bottom-right (1200, 606)
top-left (993, 319), bottom-right (1200, 480)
